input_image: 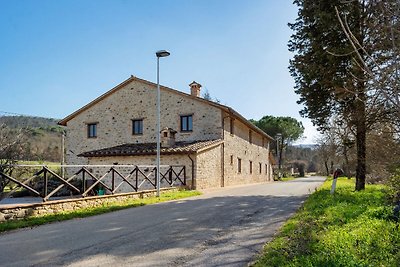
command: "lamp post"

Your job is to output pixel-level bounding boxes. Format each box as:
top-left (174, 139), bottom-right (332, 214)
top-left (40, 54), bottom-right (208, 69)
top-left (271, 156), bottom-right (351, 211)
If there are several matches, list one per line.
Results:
top-left (156, 50), bottom-right (170, 197)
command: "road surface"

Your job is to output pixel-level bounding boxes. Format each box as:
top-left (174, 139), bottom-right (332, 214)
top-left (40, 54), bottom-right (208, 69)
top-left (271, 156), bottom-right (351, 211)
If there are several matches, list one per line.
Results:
top-left (0, 176), bottom-right (325, 267)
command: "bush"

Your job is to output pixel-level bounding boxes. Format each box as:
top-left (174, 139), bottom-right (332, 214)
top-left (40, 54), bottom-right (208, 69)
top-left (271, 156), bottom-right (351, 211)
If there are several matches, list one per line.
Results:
top-left (388, 168), bottom-right (400, 203)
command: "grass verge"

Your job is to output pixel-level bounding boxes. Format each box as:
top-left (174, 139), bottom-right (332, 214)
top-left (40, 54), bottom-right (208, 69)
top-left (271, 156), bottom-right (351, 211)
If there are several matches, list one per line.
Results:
top-left (254, 178), bottom-right (400, 267)
top-left (280, 176), bottom-right (296, 182)
top-left (0, 189), bottom-right (201, 233)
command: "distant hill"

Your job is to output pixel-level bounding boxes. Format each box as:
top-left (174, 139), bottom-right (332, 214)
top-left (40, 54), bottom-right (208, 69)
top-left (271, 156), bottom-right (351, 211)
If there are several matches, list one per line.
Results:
top-left (0, 115), bottom-right (61, 130)
top-left (0, 115), bottom-right (64, 162)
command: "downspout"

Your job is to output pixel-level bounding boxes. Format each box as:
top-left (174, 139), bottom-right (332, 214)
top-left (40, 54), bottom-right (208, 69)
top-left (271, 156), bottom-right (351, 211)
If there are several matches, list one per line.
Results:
top-left (188, 154), bottom-right (195, 190)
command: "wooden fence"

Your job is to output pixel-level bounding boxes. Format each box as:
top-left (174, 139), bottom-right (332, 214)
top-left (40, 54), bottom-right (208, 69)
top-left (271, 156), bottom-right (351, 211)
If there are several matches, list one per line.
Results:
top-left (0, 164), bottom-right (186, 202)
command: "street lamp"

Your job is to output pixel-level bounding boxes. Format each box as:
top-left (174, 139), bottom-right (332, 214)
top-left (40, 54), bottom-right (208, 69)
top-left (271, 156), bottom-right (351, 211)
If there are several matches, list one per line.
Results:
top-left (156, 50), bottom-right (170, 197)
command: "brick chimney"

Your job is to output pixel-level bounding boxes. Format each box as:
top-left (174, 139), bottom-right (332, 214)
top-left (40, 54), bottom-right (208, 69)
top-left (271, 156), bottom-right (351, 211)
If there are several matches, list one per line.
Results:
top-left (189, 81), bottom-right (202, 97)
top-left (160, 127), bottom-right (177, 148)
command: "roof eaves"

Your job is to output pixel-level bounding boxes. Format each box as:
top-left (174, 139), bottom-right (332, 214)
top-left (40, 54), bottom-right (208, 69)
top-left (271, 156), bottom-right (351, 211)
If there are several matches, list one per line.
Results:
top-left (196, 140), bottom-right (224, 154)
top-left (226, 107), bottom-right (274, 141)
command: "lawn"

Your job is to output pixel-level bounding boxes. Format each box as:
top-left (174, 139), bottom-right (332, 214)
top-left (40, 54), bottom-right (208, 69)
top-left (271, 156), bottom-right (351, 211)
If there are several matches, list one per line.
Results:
top-left (254, 178), bottom-right (400, 267)
top-left (0, 189), bottom-right (201, 233)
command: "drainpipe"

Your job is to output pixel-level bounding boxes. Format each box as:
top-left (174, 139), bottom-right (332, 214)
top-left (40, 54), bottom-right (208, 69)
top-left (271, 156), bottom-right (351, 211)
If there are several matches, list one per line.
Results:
top-left (188, 154), bottom-right (195, 190)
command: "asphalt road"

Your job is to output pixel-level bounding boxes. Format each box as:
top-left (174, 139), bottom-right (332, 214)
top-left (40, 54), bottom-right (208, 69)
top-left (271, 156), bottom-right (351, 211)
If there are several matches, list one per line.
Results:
top-left (0, 176), bottom-right (325, 267)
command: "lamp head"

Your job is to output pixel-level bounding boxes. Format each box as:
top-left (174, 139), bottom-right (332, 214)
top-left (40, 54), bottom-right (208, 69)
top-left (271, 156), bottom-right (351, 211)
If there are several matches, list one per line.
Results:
top-left (156, 50), bottom-right (170, 58)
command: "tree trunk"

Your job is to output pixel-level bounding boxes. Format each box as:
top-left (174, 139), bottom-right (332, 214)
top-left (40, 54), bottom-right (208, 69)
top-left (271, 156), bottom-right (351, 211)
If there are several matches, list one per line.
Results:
top-left (355, 90), bottom-right (367, 191)
top-left (343, 145), bottom-right (350, 179)
top-left (354, 1), bottom-right (367, 191)
top-left (324, 161), bottom-right (329, 176)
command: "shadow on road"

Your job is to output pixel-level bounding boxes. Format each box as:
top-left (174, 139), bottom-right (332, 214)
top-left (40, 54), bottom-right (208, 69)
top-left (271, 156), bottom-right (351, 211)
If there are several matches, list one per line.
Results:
top-left (0, 193), bottom-right (310, 266)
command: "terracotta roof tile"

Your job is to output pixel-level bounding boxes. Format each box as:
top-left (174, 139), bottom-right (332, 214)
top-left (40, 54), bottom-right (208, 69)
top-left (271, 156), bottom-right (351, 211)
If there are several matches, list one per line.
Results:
top-left (79, 139), bottom-right (223, 157)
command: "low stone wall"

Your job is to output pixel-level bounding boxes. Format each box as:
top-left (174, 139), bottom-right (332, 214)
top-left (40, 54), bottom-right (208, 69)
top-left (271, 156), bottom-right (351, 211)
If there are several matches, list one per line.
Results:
top-left (0, 187), bottom-right (177, 223)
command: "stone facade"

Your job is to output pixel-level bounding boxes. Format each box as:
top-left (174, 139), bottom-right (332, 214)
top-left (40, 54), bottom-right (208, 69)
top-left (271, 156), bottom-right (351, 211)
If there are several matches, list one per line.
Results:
top-left (196, 145), bottom-right (223, 189)
top-left (60, 76), bottom-right (273, 190)
top-left (63, 78), bottom-right (222, 167)
top-left (222, 114), bottom-right (273, 186)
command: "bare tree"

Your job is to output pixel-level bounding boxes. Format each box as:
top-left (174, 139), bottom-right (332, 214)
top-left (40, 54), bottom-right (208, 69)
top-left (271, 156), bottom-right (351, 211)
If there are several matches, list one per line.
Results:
top-left (335, 1), bottom-right (400, 129)
top-left (0, 124), bottom-right (27, 192)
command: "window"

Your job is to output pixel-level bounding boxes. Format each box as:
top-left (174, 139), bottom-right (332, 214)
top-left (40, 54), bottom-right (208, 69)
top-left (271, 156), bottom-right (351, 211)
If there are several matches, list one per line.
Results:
top-left (250, 161), bottom-right (253, 174)
top-left (265, 164), bottom-right (268, 174)
top-left (238, 158), bottom-right (242, 173)
top-left (87, 123), bottom-right (97, 138)
top-left (249, 130), bottom-right (252, 144)
top-left (230, 118), bottom-right (234, 135)
top-left (259, 163), bottom-right (262, 174)
top-left (180, 115), bottom-right (193, 132)
top-left (230, 155), bottom-right (233, 165)
top-left (132, 119), bottom-right (143, 135)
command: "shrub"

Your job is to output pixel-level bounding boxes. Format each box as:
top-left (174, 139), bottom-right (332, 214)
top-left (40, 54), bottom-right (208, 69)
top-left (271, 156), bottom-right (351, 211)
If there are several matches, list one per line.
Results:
top-left (388, 168), bottom-right (400, 203)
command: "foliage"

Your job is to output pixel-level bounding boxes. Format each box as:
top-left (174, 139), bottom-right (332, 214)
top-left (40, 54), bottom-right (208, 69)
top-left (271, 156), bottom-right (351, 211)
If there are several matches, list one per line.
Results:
top-left (0, 124), bottom-right (29, 192)
top-left (202, 88), bottom-right (221, 103)
top-left (254, 178), bottom-right (400, 266)
top-left (251, 116), bottom-right (304, 169)
top-left (291, 160), bottom-right (306, 177)
top-left (203, 89), bottom-right (212, 101)
top-left (288, 0), bottom-right (400, 190)
top-left (388, 168), bottom-right (400, 203)
top-left (0, 116), bottom-right (60, 130)
top-left (0, 115), bottom-right (65, 163)
top-left (0, 189), bottom-right (201, 233)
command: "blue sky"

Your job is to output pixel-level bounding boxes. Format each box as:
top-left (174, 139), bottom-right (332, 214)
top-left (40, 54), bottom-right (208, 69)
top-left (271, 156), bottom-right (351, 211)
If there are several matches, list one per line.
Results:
top-left (0, 0), bottom-right (318, 143)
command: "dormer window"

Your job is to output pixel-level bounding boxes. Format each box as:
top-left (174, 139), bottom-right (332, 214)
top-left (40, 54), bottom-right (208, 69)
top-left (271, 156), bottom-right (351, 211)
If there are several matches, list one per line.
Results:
top-left (180, 115), bottom-right (193, 132)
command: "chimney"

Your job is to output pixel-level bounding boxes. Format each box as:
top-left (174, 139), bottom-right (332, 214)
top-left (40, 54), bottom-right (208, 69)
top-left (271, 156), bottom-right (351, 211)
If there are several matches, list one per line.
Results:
top-left (160, 127), bottom-right (177, 148)
top-left (189, 81), bottom-right (202, 97)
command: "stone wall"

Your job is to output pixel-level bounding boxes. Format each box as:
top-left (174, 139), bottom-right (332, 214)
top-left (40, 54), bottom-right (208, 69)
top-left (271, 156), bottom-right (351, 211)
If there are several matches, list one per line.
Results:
top-left (222, 114), bottom-right (273, 186)
top-left (0, 188), bottom-right (177, 223)
top-left (195, 145), bottom-right (223, 189)
top-left (65, 78), bottom-right (222, 167)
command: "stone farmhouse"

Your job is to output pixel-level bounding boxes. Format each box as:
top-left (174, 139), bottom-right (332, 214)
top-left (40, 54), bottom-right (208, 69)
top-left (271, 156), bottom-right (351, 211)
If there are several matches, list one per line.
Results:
top-left (59, 76), bottom-right (274, 189)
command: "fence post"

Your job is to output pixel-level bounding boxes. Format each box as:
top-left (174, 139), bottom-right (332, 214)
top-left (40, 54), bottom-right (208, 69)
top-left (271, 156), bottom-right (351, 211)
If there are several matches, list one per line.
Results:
top-left (183, 166), bottom-right (186, 185)
top-left (135, 166), bottom-right (138, 191)
top-left (82, 168), bottom-right (86, 193)
top-left (169, 166), bottom-right (173, 184)
top-left (111, 168), bottom-right (115, 192)
top-left (43, 167), bottom-right (48, 198)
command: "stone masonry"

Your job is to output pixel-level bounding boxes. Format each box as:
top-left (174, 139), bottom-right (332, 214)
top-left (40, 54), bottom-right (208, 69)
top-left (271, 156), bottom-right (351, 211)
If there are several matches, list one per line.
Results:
top-left (0, 188), bottom-right (177, 223)
top-left (59, 76), bottom-right (274, 190)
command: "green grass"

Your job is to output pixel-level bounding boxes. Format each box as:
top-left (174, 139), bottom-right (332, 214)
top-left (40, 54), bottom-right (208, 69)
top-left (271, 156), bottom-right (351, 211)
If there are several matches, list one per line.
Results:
top-left (280, 176), bottom-right (296, 182)
top-left (254, 178), bottom-right (400, 267)
top-left (0, 189), bottom-right (201, 233)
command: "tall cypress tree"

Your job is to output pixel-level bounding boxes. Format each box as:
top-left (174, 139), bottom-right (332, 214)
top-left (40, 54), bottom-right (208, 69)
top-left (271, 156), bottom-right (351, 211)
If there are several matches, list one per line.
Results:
top-left (288, 0), bottom-right (370, 190)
